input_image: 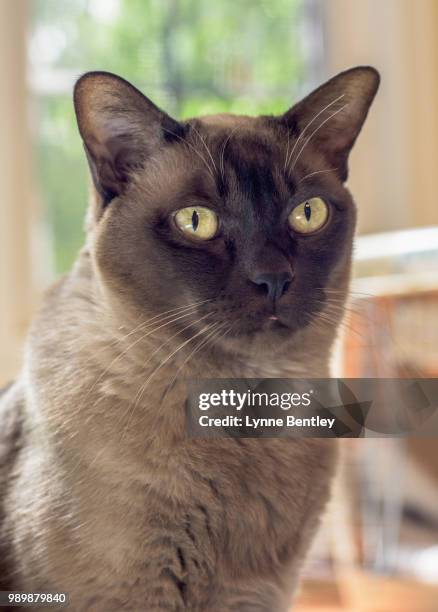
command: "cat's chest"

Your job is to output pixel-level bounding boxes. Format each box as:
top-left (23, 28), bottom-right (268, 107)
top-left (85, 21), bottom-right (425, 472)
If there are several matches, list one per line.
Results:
top-left (64, 438), bottom-right (334, 606)
top-left (127, 438), bottom-right (334, 570)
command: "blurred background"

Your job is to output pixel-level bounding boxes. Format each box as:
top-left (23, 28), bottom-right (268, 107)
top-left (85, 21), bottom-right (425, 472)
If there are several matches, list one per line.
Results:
top-left (1, 1), bottom-right (438, 610)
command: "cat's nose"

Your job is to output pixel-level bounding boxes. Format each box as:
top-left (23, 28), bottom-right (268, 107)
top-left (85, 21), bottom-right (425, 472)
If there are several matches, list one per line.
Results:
top-left (252, 271), bottom-right (293, 301)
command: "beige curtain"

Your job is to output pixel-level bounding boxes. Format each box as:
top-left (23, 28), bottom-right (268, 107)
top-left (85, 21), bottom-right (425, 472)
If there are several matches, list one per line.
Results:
top-left (0, 0), bottom-right (37, 386)
top-left (324, 0), bottom-right (438, 234)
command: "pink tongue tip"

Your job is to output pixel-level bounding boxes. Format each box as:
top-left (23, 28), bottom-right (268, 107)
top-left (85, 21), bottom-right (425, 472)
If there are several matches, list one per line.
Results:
top-left (269, 315), bottom-right (279, 321)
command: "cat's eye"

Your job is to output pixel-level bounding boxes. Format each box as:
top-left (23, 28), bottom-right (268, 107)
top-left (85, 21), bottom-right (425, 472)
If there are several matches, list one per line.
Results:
top-left (174, 206), bottom-right (219, 240)
top-left (288, 197), bottom-right (329, 234)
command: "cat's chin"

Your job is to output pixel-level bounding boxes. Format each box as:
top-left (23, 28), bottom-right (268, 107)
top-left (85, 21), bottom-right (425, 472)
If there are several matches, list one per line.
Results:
top-left (266, 315), bottom-right (290, 330)
top-left (227, 314), bottom-right (300, 340)
top-left (236, 308), bottom-right (315, 337)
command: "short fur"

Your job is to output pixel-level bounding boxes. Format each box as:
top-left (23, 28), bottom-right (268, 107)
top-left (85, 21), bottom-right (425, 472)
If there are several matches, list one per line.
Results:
top-left (0, 67), bottom-right (379, 611)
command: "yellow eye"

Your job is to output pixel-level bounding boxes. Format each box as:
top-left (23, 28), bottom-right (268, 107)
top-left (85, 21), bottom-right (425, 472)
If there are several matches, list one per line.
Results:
top-left (174, 206), bottom-right (219, 241)
top-left (288, 197), bottom-right (329, 234)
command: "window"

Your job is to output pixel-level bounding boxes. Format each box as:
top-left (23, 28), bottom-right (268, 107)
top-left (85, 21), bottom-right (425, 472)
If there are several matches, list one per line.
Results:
top-left (29, 0), bottom-right (323, 272)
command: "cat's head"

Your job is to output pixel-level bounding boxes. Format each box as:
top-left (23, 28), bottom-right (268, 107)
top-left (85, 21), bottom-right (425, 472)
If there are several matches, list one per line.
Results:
top-left (74, 67), bottom-right (378, 357)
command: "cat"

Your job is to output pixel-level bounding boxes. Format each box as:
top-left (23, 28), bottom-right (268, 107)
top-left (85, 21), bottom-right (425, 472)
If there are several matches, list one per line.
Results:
top-left (0, 66), bottom-right (379, 611)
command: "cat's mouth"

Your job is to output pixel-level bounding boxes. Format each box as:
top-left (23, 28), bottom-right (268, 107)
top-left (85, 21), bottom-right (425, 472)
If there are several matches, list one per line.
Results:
top-left (210, 300), bottom-right (319, 338)
top-left (258, 304), bottom-right (319, 336)
top-left (266, 313), bottom-right (288, 326)
top-left (240, 310), bottom-right (295, 335)
top-left (265, 314), bottom-right (292, 332)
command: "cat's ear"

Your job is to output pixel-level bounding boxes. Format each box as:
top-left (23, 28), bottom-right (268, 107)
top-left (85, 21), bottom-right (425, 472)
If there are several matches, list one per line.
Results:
top-left (74, 71), bottom-right (184, 207)
top-left (281, 66), bottom-right (380, 181)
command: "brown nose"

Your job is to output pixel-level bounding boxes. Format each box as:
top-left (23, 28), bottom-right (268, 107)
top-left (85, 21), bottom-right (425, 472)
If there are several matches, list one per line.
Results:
top-left (252, 271), bottom-right (293, 301)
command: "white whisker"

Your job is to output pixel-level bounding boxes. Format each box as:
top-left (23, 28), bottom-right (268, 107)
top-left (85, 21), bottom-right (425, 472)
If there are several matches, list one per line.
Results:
top-left (191, 124), bottom-right (218, 177)
top-left (90, 299), bottom-right (214, 364)
top-left (84, 303), bottom-right (211, 401)
top-left (291, 103), bottom-right (349, 171)
top-left (120, 321), bottom-right (220, 440)
top-left (139, 311), bottom-right (214, 373)
top-left (298, 167), bottom-right (339, 184)
top-left (159, 321), bottom-right (231, 407)
top-left (285, 93), bottom-right (345, 170)
top-left (161, 126), bottom-right (215, 180)
top-left (220, 125), bottom-right (240, 180)
top-left (284, 128), bottom-right (290, 172)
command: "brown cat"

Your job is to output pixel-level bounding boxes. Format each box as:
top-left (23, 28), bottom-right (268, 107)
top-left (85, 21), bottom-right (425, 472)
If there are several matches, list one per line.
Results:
top-left (0, 66), bottom-right (379, 611)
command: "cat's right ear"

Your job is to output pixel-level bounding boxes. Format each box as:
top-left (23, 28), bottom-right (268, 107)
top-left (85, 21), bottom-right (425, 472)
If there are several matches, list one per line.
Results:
top-left (74, 71), bottom-right (184, 209)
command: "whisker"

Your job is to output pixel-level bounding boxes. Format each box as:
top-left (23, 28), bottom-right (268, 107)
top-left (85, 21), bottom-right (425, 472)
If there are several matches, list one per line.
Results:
top-left (120, 298), bottom-right (214, 336)
top-left (314, 310), bottom-right (368, 341)
top-left (291, 103), bottom-right (349, 171)
top-left (190, 124), bottom-right (218, 177)
top-left (136, 321), bottom-right (220, 399)
top-left (285, 93), bottom-right (345, 170)
top-left (298, 167), bottom-right (339, 184)
top-left (120, 321), bottom-right (221, 440)
top-left (326, 308), bottom-right (368, 325)
top-left (139, 311), bottom-right (214, 373)
top-left (85, 299), bottom-right (214, 368)
top-left (220, 125), bottom-right (240, 180)
top-left (322, 288), bottom-right (377, 300)
top-left (159, 321), bottom-right (231, 407)
top-left (84, 304), bottom-right (212, 401)
top-left (314, 298), bottom-right (368, 319)
top-left (161, 126), bottom-right (215, 180)
top-left (284, 128), bottom-right (290, 173)
top-left (131, 303), bottom-right (210, 338)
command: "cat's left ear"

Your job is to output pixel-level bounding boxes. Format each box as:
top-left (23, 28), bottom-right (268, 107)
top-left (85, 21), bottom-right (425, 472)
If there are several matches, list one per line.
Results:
top-left (74, 71), bottom-right (184, 208)
top-left (281, 66), bottom-right (380, 181)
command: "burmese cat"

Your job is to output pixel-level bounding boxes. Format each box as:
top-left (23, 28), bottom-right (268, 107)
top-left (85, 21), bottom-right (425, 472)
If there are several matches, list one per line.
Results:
top-left (0, 66), bottom-right (379, 611)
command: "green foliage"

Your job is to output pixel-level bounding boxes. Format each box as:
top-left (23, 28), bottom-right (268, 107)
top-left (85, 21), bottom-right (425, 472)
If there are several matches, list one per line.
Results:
top-left (32, 0), bottom-right (305, 272)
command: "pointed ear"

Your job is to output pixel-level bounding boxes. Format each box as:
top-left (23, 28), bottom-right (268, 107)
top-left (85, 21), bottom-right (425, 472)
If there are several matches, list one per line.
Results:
top-left (73, 71), bottom-right (185, 207)
top-left (282, 66), bottom-right (380, 181)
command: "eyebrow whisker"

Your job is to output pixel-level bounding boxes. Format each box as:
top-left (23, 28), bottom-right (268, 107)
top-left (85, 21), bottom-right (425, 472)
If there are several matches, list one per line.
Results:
top-left (298, 167), bottom-right (339, 184)
top-left (291, 103), bottom-right (349, 171)
top-left (285, 93), bottom-right (345, 171)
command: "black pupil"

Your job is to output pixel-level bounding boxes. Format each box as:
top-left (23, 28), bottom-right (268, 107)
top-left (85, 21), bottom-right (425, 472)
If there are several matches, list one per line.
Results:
top-left (304, 202), bottom-right (311, 221)
top-left (192, 210), bottom-right (199, 231)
